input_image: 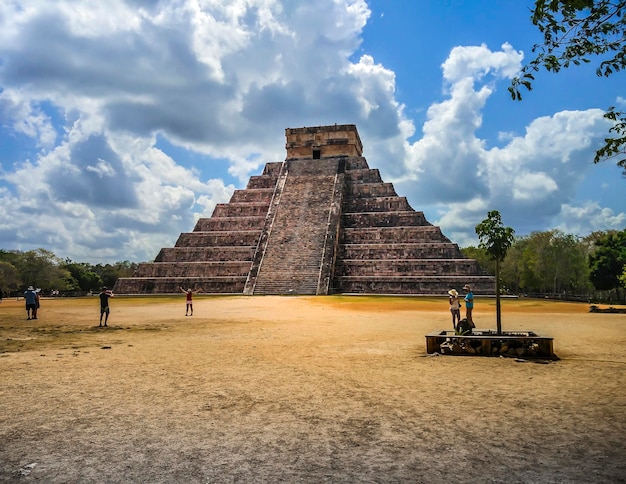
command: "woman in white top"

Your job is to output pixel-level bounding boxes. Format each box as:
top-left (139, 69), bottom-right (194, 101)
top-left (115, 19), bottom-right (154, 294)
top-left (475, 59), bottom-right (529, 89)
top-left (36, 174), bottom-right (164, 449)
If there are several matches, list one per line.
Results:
top-left (448, 289), bottom-right (461, 329)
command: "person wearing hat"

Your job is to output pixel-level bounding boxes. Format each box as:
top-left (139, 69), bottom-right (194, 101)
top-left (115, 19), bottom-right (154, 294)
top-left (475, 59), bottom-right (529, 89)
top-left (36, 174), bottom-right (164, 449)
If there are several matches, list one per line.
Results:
top-left (463, 284), bottom-right (474, 327)
top-left (448, 289), bottom-right (461, 329)
top-left (24, 285), bottom-right (38, 320)
top-left (99, 286), bottom-right (114, 327)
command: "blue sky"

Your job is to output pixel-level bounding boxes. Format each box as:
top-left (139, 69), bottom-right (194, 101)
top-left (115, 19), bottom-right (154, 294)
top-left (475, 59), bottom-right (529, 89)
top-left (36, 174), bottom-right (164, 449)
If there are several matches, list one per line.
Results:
top-left (0, 0), bottom-right (624, 264)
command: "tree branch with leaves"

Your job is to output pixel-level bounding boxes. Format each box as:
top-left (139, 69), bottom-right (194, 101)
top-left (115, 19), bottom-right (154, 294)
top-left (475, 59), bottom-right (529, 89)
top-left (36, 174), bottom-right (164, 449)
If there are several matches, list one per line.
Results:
top-left (509, 0), bottom-right (626, 173)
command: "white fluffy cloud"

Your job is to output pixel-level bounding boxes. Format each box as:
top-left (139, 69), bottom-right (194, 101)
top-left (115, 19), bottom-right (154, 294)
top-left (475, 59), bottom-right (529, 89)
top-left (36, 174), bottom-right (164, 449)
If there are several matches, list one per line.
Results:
top-left (558, 203), bottom-right (626, 235)
top-left (0, 0), bottom-right (379, 262)
top-left (0, 0), bottom-right (623, 262)
top-left (441, 43), bottom-right (523, 83)
top-left (394, 43), bottom-right (619, 247)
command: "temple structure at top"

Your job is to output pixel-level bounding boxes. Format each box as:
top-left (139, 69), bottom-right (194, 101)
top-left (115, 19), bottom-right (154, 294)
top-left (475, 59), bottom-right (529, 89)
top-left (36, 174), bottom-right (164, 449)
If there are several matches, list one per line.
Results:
top-left (114, 124), bottom-right (494, 295)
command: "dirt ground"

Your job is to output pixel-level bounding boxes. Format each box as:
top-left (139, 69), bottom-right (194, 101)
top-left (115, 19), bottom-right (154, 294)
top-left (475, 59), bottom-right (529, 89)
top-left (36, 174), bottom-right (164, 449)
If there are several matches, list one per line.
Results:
top-left (0, 295), bottom-right (625, 483)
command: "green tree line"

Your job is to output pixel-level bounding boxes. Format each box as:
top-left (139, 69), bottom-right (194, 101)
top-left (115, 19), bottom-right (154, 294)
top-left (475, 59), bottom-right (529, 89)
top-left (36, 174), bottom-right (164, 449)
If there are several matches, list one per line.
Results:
top-left (0, 249), bottom-right (139, 297)
top-left (462, 229), bottom-right (626, 302)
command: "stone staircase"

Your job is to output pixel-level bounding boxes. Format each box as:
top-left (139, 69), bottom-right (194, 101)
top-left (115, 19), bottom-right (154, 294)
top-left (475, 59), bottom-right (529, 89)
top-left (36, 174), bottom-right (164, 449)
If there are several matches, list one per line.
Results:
top-left (248, 157), bottom-right (344, 295)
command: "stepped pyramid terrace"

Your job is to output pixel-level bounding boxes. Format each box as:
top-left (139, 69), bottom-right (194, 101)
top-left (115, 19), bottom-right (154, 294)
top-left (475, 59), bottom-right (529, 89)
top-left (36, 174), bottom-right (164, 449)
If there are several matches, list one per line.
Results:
top-left (114, 125), bottom-right (494, 295)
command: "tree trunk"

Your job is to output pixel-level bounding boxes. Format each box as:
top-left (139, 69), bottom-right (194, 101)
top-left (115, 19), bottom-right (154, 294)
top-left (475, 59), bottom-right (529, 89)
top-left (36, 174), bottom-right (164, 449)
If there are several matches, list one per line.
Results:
top-left (496, 258), bottom-right (502, 335)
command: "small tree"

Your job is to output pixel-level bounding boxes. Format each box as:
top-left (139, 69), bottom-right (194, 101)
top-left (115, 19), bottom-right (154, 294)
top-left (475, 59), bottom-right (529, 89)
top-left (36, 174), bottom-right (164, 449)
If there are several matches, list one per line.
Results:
top-left (475, 211), bottom-right (516, 334)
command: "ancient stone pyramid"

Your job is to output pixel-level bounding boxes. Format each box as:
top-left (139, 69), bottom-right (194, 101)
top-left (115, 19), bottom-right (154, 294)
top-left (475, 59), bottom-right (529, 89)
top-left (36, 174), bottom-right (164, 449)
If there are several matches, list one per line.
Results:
top-left (114, 125), bottom-right (494, 295)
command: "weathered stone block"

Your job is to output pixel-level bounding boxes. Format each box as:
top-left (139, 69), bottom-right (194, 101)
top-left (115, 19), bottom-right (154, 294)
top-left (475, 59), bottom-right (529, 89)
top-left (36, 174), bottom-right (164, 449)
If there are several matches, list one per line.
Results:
top-left (341, 227), bottom-right (444, 243)
top-left (134, 261), bottom-right (251, 278)
top-left (346, 197), bottom-right (412, 212)
top-left (212, 202), bottom-right (270, 218)
top-left (194, 217), bottom-right (265, 232)
top-left (229, 188), bottom-right (274, 203)
top-left (340, 243), bottom-right (463, 260)
top-left (155, 247), bottom-right (255, 263)
top-left (175, 231), bottom-right (260, 247)
top-left (346, 183), bottom-right (397, 198)
top-left (345, 169), bottom-right (383, 184)
top-left (342, 212), bottom-right (431, 228)
top-left (247, 176), bottom-right (277, 189)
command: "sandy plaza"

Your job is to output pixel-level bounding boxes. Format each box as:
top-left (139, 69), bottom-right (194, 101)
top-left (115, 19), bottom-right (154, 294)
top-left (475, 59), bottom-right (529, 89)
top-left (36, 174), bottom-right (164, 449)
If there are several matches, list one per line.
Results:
top-left (1, 295), bottom-right (625, 482)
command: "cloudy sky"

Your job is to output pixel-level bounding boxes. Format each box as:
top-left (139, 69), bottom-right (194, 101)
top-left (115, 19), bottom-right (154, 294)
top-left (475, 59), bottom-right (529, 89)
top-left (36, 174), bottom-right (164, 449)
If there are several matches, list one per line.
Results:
top-left (1, 0), bottom-right (624, 264)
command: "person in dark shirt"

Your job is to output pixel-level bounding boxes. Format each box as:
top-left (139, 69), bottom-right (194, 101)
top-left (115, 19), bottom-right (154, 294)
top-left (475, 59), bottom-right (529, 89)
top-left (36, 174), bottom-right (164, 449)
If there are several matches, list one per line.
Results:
top-left (99, 286), bottom-right (114, 327)
top-left (24, 286), bottom-right (38, 320)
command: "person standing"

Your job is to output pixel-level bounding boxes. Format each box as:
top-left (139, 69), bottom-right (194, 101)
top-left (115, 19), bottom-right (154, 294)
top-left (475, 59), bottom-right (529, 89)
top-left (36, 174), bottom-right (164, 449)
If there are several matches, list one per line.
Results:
top-left (99, 286), bottom-right (114, 327)
top-left (463, 284), bottom-right (474, 327)
top-left (448, 289), bottom-right (461, 329)
top-left (24, 286), bottom-right (38, 320)
top-left (179, 287), bottom-right (202, 316)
